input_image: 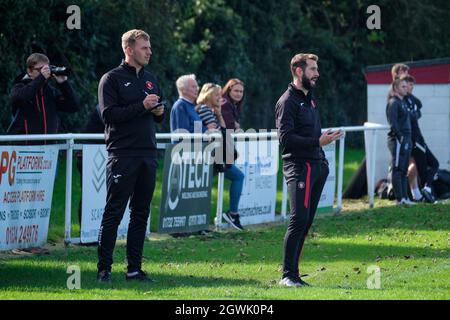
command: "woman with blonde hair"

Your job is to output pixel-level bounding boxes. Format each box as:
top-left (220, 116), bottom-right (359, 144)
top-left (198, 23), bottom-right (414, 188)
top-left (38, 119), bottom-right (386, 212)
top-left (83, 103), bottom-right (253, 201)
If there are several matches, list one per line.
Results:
top-left (386, 78), bottom-right (414, 206)
top-left (196, 83), bottom-right (245, 230)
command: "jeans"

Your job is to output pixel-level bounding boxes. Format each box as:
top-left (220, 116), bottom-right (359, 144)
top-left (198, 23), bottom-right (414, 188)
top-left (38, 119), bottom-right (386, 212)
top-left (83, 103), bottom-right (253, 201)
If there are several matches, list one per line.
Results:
top-left (224, 164), bottom-right (244, 213)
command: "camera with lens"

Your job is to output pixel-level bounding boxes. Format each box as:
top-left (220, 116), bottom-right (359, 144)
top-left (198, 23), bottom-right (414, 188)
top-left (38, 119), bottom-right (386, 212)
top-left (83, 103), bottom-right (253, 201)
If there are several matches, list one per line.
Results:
top-left (49, 65), bottom-right (71, 77)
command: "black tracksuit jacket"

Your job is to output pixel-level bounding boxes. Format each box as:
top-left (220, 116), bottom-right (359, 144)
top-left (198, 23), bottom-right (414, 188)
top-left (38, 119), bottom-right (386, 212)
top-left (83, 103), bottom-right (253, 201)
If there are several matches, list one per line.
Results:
top-left (405, 93), bottom-right (425, 146)
top-left (98, 61), bottom-right (164, 157)
top-left (386, 96), bottom-right (411, 141)
top-left (275, 83), bottom-right (326, 162)
top-left (8, 73), bottom-right (79, 136)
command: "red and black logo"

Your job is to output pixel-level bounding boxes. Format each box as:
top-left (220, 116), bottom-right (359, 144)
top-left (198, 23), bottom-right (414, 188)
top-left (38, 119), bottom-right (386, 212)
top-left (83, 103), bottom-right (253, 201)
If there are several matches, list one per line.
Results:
top-left (146, 81), bottom-right (154, 90)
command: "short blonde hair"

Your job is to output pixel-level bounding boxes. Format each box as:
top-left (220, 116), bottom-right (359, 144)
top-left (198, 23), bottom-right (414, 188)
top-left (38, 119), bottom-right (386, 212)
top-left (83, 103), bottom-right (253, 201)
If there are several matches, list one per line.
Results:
top-left (121, 29), bottom-right (150, 51)
top-left (196, 83), bottom-right (221, 106)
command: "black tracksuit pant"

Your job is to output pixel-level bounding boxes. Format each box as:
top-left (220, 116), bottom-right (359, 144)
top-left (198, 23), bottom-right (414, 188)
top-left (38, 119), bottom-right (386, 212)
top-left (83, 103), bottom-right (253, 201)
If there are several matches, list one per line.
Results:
top-left (282, 159), bottom-right (329, 279)
top-left (98, 156), bottom-right (157, 273)
top-left (411, 144), bottom-right (439, 189)
top-left (388, 136), bottom-right (412, 201)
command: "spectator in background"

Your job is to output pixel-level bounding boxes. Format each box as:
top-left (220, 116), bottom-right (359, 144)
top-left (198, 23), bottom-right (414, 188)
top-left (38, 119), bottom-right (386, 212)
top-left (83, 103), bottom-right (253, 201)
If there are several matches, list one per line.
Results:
top-left (386, 78), bottom-right (415, 206)
top-left (221, 78), bottom-right (245, 130)
top-left (196, 83), bottom-right (245, 231)
top-left (8, 52), bottom-right (79, 256)
top-left (170, 74), bottom-right (206, 135)
top-left (391, 63), bottom-right (409, 81)
top-left (8, 53), bottom-right (79, 142)
top-left (391, 64), bottom-right (439, 203)
top-left (401, 75), bottom-right (439, 203)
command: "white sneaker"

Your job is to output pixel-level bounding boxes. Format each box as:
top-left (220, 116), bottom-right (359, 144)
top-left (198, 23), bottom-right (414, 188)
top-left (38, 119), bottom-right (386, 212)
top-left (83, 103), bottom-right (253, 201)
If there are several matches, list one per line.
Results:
top-left (279, 277), bottom-right (302, 287)
top-left (402, 199), bottom-right (416, 206)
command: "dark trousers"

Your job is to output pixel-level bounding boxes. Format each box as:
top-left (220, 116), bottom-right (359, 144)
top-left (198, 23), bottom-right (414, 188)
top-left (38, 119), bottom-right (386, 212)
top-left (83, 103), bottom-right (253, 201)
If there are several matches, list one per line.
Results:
top-left (411, 143), bottom-right (439, 189)
top-left (282, 159), bottom-right (329, 279)
top-left (388, 136), bottom-right (412, 201)
top-left (97, 156), bottom-right (157, 273)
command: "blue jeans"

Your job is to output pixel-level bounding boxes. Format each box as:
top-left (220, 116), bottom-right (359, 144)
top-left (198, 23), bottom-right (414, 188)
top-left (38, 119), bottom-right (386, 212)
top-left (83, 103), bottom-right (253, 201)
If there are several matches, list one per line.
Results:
top-left (224, 165), bottom-right (244, 213)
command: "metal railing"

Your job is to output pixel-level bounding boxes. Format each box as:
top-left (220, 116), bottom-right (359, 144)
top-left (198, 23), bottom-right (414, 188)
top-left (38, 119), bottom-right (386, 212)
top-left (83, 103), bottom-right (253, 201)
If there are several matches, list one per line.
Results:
top-left (0, 123), bottom-right (389, 243)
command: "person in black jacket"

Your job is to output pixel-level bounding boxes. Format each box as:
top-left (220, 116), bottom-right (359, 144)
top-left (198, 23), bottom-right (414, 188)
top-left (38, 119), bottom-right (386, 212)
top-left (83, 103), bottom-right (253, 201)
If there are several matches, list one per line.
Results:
top-left (386, 78), bottom-right (414, 206)
top-left (96, 29), bottom-right (164, 283)
top-left (401, 75), bottom-right (439, 203)
top-left (8, 53), bottom-right (79, 142)
top-left (275, 53), bottom-right (342, 287)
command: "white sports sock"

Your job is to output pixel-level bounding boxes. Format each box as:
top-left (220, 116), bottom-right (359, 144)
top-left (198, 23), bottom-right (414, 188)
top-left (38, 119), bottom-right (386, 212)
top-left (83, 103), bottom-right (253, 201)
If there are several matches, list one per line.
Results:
top-left (412, 188), bottom-right (422, 200)
top-left (423, 186), bottom-right (432, 193)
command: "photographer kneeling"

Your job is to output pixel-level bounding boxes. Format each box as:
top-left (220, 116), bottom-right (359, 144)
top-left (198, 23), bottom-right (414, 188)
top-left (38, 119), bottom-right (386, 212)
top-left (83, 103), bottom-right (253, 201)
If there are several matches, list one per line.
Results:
top-left (8, 53), bottom-right (79, 142)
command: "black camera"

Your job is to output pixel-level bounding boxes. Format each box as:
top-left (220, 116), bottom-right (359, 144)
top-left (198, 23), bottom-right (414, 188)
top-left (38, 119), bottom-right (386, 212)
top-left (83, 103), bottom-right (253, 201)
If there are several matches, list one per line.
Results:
top-left (49, 65), bottom-right (71, 77)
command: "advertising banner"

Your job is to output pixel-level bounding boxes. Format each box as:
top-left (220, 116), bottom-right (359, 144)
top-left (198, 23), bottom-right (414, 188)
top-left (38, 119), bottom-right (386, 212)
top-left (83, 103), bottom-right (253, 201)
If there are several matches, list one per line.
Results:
top-left (0, 145), bottom-right (58, 250)
top-left (158, 143), bottom-right (213, 234)
top-left (81, 145), bottom-right (131, 243)
top-left (234, 137), bottom-right (279, 225)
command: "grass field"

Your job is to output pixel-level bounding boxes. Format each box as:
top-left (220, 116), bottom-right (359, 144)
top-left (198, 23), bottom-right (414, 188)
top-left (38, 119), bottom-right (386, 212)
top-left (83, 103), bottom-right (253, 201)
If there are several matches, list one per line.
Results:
top-left (0, 149), bottom-right (449, 300)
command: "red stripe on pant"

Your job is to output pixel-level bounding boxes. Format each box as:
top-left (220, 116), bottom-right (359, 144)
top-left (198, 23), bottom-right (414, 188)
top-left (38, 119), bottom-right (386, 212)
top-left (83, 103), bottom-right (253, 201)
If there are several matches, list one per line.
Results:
top-left (304, 162), bottom-right (311, 208)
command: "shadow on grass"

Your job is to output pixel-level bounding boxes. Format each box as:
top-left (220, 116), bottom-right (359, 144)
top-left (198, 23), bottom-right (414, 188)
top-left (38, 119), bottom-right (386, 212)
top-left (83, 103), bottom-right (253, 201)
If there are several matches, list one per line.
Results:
top-left (313, 202), bottom-right (450, 235)
top-left (0, 237), bottom-right (445, 274)
top-left (0, 262), bottom-right (259, 292)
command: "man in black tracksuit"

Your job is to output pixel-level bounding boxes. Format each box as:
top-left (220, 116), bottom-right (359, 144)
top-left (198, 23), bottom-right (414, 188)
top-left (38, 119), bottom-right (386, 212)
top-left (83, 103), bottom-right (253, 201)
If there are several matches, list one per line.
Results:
top-left (386, 79), bottom-right (413, 205)
top-left (275, 53), bottom-right (342, 287)
top-left (8, 53), bottom-right (79, 142)
top-left (96, 30), bottom-right (165, 283)
top-left (402, 76), bottom-right (439, 202)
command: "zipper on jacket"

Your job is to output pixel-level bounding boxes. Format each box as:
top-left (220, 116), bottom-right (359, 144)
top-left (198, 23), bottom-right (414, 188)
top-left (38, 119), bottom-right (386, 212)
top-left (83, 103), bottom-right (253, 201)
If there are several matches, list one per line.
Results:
top-left (41, 89), bottom-right (47, 144)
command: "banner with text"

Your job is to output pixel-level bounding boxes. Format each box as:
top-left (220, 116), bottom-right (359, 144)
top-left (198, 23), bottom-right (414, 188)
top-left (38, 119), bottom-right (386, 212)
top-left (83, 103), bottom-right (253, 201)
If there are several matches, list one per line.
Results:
top-left (0, 145), bottom-right (58, 250)
top-left (234, 137), bottom-right (279, 225)
top-left (81, 145), bottom-right (131, 243)
top-left (317, 141), bottom-right (336, 213)
top-left (158, 143), bottom-right (213, 234)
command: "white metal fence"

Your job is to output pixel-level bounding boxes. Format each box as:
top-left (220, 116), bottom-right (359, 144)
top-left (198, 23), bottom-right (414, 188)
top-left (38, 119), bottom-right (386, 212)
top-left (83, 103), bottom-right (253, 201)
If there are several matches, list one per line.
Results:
top-left (0, 123), bottom-right (389, 244)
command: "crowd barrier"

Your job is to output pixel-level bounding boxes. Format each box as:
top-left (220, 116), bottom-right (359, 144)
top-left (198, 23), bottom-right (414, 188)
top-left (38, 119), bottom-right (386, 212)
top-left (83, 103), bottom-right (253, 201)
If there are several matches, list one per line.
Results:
top-left (0, 123), bottom-right (389, 247)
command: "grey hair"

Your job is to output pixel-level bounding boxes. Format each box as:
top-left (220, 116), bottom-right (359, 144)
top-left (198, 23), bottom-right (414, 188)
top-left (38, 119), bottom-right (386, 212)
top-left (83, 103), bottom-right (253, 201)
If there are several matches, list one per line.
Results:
top-left (176, 74), bottom-right (197, 95)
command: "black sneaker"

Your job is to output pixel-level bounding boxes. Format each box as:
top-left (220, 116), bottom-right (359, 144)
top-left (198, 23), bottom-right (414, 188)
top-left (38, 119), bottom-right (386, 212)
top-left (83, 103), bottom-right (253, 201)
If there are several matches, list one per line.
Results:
top-left (125, 269), bottom-right (157, 282)
top-left (421, 188), bottom-right (436, 203)
top-left (97, 270), bottom-right (111, 283)
top-left (298, 278), bottom-right (312, 287)
top-left (293, 276), bottom-right (311, 287)
top-left (223, 212), bottom-right (245, 231)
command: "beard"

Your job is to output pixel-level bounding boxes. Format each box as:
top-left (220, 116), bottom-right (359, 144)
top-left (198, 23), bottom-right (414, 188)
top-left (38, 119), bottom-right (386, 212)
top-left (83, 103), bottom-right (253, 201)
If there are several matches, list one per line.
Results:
top-left (302, 74), bottom-right (316, 91)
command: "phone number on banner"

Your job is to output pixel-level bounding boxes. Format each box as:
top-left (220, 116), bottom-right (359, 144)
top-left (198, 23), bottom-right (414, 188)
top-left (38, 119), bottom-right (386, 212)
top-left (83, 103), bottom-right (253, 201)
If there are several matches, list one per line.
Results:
top-left (5, 224), bottom-right (39, 246)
